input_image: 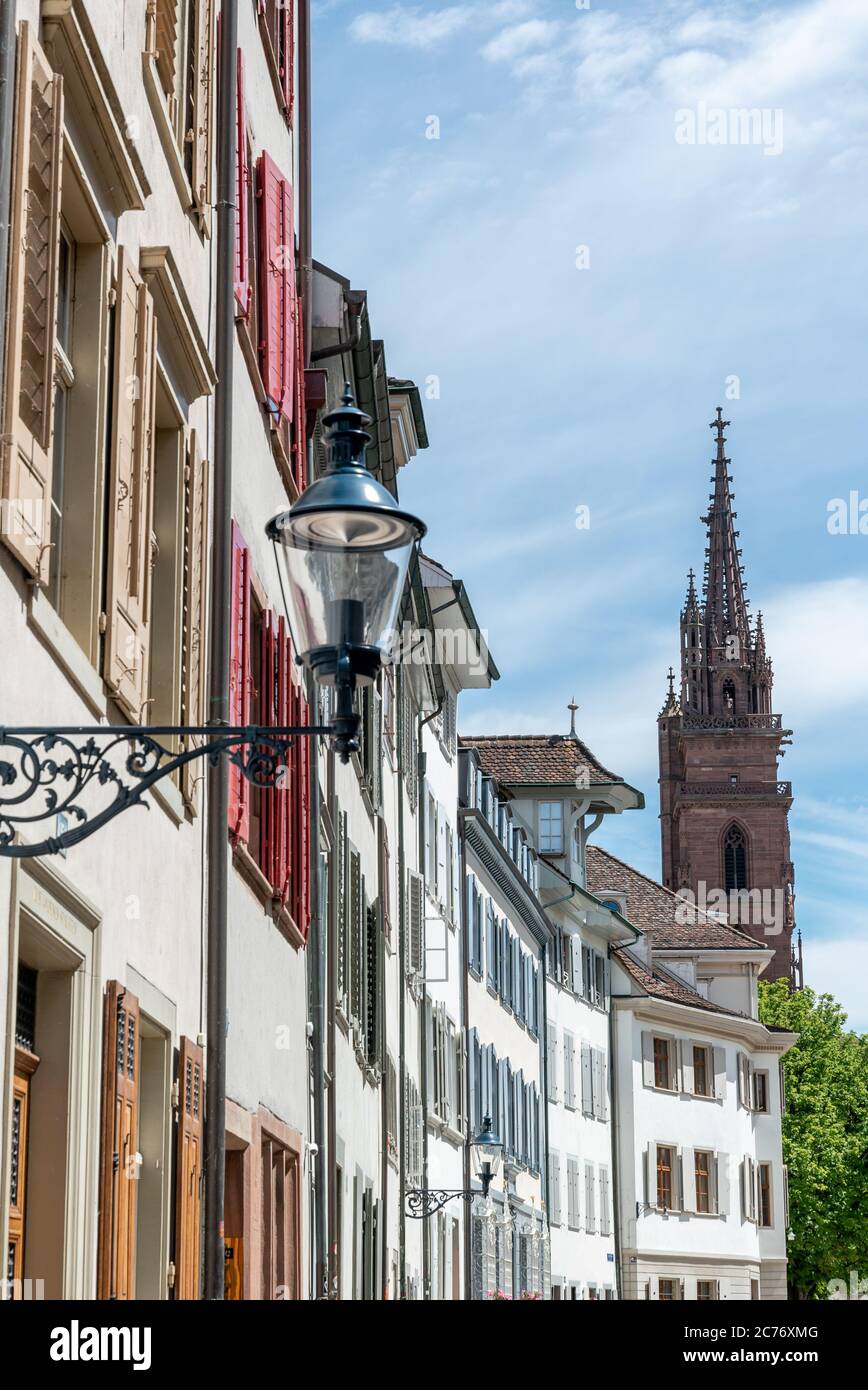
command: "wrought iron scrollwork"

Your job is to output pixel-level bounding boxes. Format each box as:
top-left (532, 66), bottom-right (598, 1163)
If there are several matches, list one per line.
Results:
top-left (405, 1188), bottom-right (476, 1219)
top-left (0, 724), bottom-right (330, 859)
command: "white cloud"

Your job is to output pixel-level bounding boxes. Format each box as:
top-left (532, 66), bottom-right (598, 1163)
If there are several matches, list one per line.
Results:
top-left (763, 577), bottom-right (868, 724)
top-left (350, 5), bottom-right (471, 48)
top-left (482, 19), bottom-right (559, 65)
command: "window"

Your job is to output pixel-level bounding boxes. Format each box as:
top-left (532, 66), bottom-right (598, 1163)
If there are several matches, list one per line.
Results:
top-left (751, 1279), bottom-right (760, 1300)
top-left (694, 1151), bottom-right (712, 1214)
top-left (566, 1156), bottom-right (580, 1230)
top-left (145, 0), bottom-right (214, 229)
top-left (654, 1037), bottom-right (673, 1090)
top-left (261, 1133), bottom-right (300, 1299)
top-left (539, 801), bottom-right (564, 854)
top-left (257, 0), bottom-right (296, 120)
top-left (46, 225), bottom-right (75, 611)
top-left (658, 1278), bottom-right (679, 1301)
top-left (693, 1044), bottom-right (710, 1097)
top-left (656, 1146), bottom-right (674, 1210)
top-left (753, 1070), bottom-right (769, 1113)
top-left (697, 1279), bottom-right (718, 1301)
top-left (758, 1162), bottom-right (773, 1228)
top-left (724, 823), bottom-right (748, 892)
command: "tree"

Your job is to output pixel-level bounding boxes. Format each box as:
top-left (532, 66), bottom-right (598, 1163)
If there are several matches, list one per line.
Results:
top-left (759, 980), bottom-right (868, 1299)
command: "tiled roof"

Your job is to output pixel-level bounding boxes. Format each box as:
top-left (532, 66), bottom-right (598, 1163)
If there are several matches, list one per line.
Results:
top-left (614, 947), bottom-right (746, 1017)
top-left (586, 845), bottom-right (765, 951)
top-left (458, 734), bottom-right (622, 788)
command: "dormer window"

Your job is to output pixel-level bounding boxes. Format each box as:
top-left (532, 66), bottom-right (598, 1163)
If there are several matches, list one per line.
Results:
top-left (539, 801), bottom-right (564, 854)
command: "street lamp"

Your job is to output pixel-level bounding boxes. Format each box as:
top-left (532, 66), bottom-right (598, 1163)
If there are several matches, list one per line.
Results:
top-left (0, 386), bottom-right (425, 858)
top-left (405, 1115), bottom-right (504, 1218)
top-left (267, 384), bottom-right (425, 762)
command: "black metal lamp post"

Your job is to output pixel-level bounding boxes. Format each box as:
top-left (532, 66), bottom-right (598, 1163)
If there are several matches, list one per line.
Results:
top-left (0, 386), bottom-right (425, 859)
top-left (267, 384), bottom-right (425, 763)
top-left (406, 1115), bottom-right (504, 1219)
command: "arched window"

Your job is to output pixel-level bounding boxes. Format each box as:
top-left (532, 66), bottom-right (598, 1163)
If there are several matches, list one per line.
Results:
top-left (723, 824), bottom-right (748, 892)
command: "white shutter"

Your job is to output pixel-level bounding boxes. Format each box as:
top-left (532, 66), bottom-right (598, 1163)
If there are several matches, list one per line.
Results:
top-left (642, 1032), bottom-right (655, 1087)
top-left (451, 830), bottom-right (460, 926)
top-left (549, 1151), bottom-right (561, 1225)
top-left (436, 803), bottom-right (447, 905)
top-left (644, 1143), bottom-right (655, 1205)
top-left (581, 1041), bottom-right (593, 1116)
top-left (674, 1038), bottom-right (684, 1092)
top-left (584, 1162), bottom-right (595, 1233)
top-left (714, 1046), bottom-right (727, 1100)
top-left (599, 1166), bottom-right (610, 1236)
top-left (716, 1151), bottom-right (730, 1216)
top-left (570, 934), bottom-right (582, 994)
top-left (547, 1023), bottom-right (558, 1103)
top-left (592, 1048), bottom-right (603, 1120)
top-left (600, 1052), bottom-right (609, 1122)
top-left (682, 1147), bottom-right (696, 1213)
top-left (674, 1147), bottom-right (684, 1212)
top-left (408, 870), bottom-right (424, 973)
top-left (682, 1039), bottom-right (695, 1095)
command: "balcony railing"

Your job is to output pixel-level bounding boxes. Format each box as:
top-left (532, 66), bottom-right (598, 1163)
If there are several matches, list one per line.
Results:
top-left (679, 781), bottom-right (792, 799)
top-left (681, 713), bottom-right (784, 733)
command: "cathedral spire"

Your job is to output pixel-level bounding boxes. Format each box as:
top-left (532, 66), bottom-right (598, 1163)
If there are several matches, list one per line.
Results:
top-left (702, 408), bottom-right (751, 657)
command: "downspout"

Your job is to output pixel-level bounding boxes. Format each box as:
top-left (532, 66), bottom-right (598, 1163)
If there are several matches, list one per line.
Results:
top-left (298, 0), bottom-right (312, 362)
top-left (458, 818), bottom-right (471, 1299)
top-left (204, 0), bottom-right (237, 1302)
top-left (0, 0), bottom-right (17, 392)
top-left (396, 669), bottom-right (408, 1296)
top-left (308, 666), bottom-right (327, 1299)
top-left (417, 699), bottom-right (441, 1300)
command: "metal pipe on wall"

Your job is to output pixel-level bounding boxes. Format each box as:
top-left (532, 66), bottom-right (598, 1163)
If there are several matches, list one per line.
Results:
top-left (0, 0), bottom-right (18, 393)
top-left (203, 0), bottom-right (238, 1302)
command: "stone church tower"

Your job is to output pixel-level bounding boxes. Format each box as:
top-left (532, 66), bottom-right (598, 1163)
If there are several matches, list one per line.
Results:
top-left (658, 410), bottom-right (798, 982)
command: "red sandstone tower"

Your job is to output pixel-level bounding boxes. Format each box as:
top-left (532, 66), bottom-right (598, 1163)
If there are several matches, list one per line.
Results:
top-left (658, 410), bottom-right (798, 982)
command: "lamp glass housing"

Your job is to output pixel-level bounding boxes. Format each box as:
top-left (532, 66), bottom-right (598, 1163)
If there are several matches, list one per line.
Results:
top-left (471, 1115), bottom-right (503, 1182)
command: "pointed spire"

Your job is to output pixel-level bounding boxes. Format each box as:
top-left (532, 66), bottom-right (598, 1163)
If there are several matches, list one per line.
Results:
top-left (683, 567), bottom-right (700, 619)
top-left (659, 666), bottom-right (680, 717)
top-left (567, 696), bottom-right (579, 739)
top-left (703, 408), bottom-right (751, 652)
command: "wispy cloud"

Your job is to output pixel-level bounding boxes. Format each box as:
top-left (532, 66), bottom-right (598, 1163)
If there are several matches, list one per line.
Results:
top-left (350, 4), bottom-right (472, 48)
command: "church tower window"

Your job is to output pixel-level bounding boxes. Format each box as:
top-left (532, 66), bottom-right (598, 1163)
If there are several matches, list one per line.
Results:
top-left (723, 823), bottom-right (748, 892)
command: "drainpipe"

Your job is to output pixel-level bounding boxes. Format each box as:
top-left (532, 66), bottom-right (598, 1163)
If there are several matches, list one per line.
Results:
top-left (396, 674), bottom-right (407, 1296)
top-left (0, 0), bottom-right (17, 392)
top-left (308, 666), bottom-right (327, 1299)
top-left (203, 0), bottom-right (237, 1302)
top-left (458, 819), bottom-right (472, 1299)
top-left (417, 699), bottom-right (441, 1300)
top-left (298, 0), bottom-right (312, 362)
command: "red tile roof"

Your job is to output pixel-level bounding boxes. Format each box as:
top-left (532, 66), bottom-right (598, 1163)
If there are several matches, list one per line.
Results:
top-left (614, 947), bottom-right (746, 1016)
top-left (459, 733), bottom-right (622, 789)
top-left (586, 845), bottom-right (765, 951)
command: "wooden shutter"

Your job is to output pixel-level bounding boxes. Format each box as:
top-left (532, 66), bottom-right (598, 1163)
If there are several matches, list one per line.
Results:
top-left (105, 248), bottom-right (157, 719)
top-left (257, 151), bottom-right (295, 420)
top-left (175, 1036), bottom-right (203, 1299)
top-left (280, 0), bottom-right (295, 115)
top-left (234, 47), bottom-right (250, 316)
top-left (259, 609), bottom-right (276, 884)
top-left (97, 982), bottom-right (141, 1300)
top-left (682, 1146), bottom-right (696, 1213)
top-left (190, 0), bottom-right (215, 232)
top-left (716, 1151), bottom-right (730, 1216)
top-left (291, 667), bottom-right (311, 938)
top-left (228, 522), bottom-right (251, 842)
top-left (152, 0), bottom-right (180, 100)
top-left (271, 618), bottom-right (290, 902)
top-left (714, 1046), bottom-right (727, 1099)
top-left (349, 849), bottom-right (362, 1026)
top-left (336, 809), bottom-right (348, 1008)
top-left (180, 430), bottom-right (209, 808)
top-left (292, 291), bottom-right (307, 490)
top-left (1, 24), bottom-right (63, 582)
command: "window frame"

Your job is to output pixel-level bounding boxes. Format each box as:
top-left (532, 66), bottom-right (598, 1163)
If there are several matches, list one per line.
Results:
top-left (538, 800), bottom-right (564, 854)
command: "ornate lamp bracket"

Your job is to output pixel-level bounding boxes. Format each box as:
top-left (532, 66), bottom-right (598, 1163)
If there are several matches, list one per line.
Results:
top-left (0, 723), bottom-right (333, 859)
top-left (405, 1189), bottom-right (478, 1220)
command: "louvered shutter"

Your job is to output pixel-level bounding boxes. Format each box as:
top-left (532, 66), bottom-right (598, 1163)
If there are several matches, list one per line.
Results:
top-left (349, 850), bottom-right (362, 1025)
top-left (259, 609), bottom-right (276, 884)
top-left (180, 430), bottom-right (209, 808)
top-left (592, 1047), bottom-right (603, 1120)
top-left (281, 0), bottom-right (295, 115)
top-left (468, 1029), bottom-right (479, 1131)
top-left (271, 618), bottom-right (290, 902)
top-left (570, 935), bottom-right (582, 995)
top-left (97, 982), bottom-right (141, 1300)
top-left (549, 1151), bottom-right (561, 1225)
top-left (1, 25), bottom-right (63, 582)
top-left (547, 1023), bottom-right (558, 1102)
top-left (600, 1051), bottom-right (609, 1122)
top-left (599, 1166), bottom-right (610, 1236)
top-left (436, 803), bottom-right (446, 903)
top-left (175, 1036), bottom-right (203, 1299)
top-left (716, 1151), bottom-right (730, 1216)
top-left (457, 1028), bottom-right (467, 1136)
top-left (190, 0), bottom-right (215, 232)
top-left (682, 1146), bottom-right (696, 1213)
top-left (408, 869), bottom-right (424, 973)
top-left (581, 1040), bottom-right (593, 1116)
top-left (485, 899), bottom-right (496, 990)
top-left (257, 151), bottom-right (295, 420)
top-left (105, 248), bottom-right (157, 719)
top-left (293, 670), bottom-right (311, 938)
top-left (228, 523), bottom-right (251, 841)
top-left (153, 0), bottom-right (179, 100)
top-left (563, 1032), bottom-right (575, 1109)
top-left (466, 873), bottom-right (477, 971)
top-left (336, 810), bottom-right (348, 1008)
top-left (234, 47), bottom-right (250, 316)
top-left (584, 1162), bottom-right (595, 1233)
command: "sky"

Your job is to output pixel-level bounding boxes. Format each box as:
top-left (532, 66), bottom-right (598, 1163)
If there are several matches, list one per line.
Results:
top-left (310, 0), bottom-right (868, 1028)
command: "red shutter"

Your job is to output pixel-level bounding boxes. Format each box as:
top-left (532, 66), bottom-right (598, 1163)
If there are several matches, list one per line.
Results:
top-left (293, 294), bottom-right (307, 492)
top-left (257, 151), bottom-right (295, 421)
top-left (259, 608), bottom-right (275, 884)
top-left (229, 522), bottom-right (251, 844)
top-left (234, 48), bottom-right (250, 317)
top-left (290, 661), bottom-right (310, 941)
top-left (273, 617), bottom-right (291, 903)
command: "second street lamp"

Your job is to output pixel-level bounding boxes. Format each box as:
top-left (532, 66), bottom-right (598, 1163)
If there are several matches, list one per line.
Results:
top-left (267, 383), bottom-right (426, 762)
top-left (405, 1116), bottom-right (504, 1218)
top-left (0, 386), bottom-right (425, 858)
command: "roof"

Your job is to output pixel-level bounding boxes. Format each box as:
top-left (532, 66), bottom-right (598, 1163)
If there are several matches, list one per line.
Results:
top-left (458, 733), bottom-right (623, 788)
top-left (586, 845), bottom-right (766, 951)
top-left (615, 947), bottom-right (747, 1017)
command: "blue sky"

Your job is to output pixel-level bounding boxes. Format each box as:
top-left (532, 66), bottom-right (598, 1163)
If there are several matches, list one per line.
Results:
top-left (311, 0), bottom-right (868, 1027)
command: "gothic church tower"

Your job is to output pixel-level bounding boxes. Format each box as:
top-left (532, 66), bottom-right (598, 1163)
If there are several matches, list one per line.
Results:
top-left (658, 411), bottom-right (798, 982)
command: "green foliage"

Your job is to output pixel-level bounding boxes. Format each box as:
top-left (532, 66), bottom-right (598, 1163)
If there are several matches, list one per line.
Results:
top-left (758, 979), bottom-right (868, 1299)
